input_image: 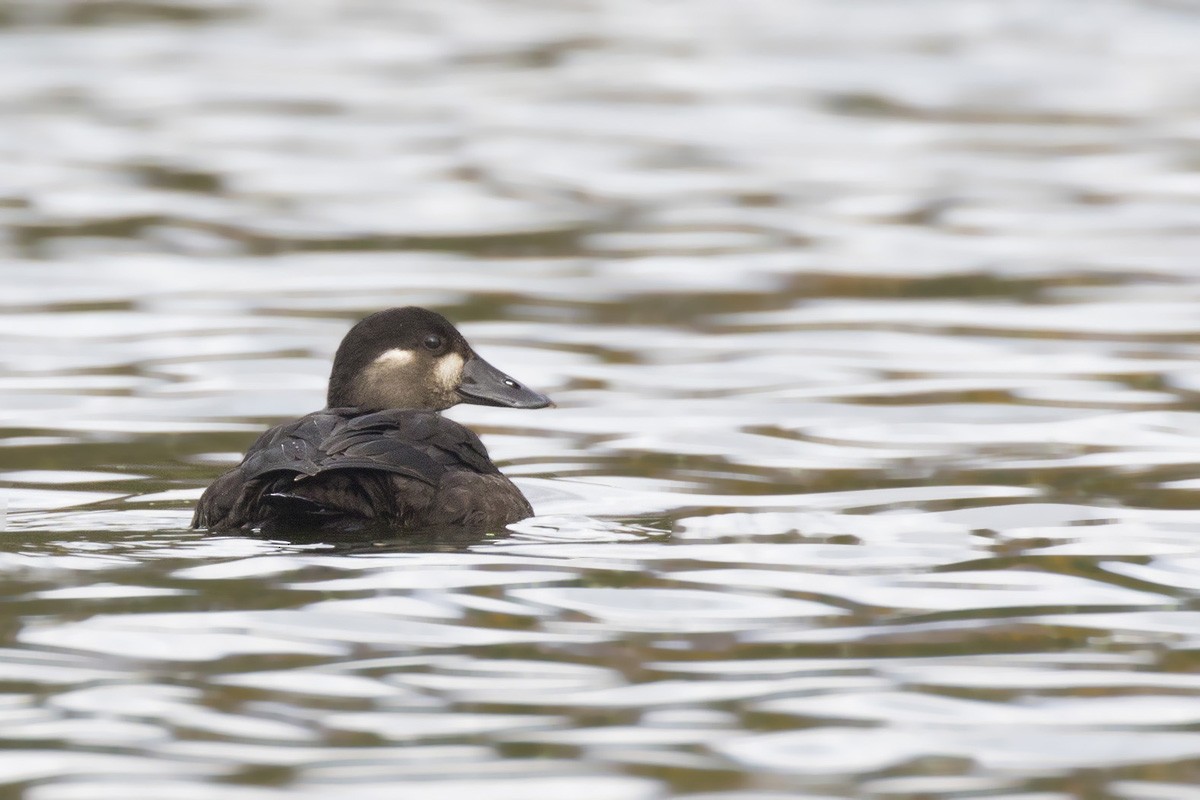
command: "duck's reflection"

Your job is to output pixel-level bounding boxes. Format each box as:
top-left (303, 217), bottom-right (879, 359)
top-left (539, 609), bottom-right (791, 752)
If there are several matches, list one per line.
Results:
top-left (256, 521), bottom-right (510, 553)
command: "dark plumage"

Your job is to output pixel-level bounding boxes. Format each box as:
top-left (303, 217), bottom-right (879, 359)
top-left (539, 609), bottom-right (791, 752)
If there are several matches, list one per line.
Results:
top-left (192, 307), bottom-right (552, 534)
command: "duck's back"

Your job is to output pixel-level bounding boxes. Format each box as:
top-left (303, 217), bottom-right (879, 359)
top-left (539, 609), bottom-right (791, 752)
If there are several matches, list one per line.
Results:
top-left (192, 408), bottom-right (531, 533)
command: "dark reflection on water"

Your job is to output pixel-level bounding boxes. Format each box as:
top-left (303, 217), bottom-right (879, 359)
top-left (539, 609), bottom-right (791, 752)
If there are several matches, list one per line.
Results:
top-left (4, 0), bottom-right (1200, 798)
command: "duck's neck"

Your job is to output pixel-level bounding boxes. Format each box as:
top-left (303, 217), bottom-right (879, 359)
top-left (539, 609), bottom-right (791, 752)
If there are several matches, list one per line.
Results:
top-left (326, 367), bottom-right (452, 412)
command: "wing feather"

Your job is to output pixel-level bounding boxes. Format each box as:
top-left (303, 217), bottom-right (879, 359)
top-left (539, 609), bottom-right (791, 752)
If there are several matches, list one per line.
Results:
top-left (193, 408), bottom-right (509, 531)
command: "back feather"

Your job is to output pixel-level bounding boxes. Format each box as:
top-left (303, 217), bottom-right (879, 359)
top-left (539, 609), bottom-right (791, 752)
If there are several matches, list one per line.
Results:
top-left (193, 408), bottom-right (516, 531)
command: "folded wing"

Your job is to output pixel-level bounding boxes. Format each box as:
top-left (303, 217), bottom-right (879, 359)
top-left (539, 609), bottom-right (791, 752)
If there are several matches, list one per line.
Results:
top-left (192, 409), bottom-right (503, 531)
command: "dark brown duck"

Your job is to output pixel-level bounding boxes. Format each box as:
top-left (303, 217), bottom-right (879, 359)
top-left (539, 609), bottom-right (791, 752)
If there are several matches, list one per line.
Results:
top-left (192, 307), bottom-right (552, 534)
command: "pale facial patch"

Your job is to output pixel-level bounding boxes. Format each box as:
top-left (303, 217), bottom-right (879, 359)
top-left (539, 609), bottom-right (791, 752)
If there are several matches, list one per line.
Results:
top-left (351, 347), bottom-right (464, 410)
top-left (435, 352), bottom-right (466, 391)
top-left (354, 348), bottom-right (420, 408)
top-left (370, 348), bottom-right (416, 369)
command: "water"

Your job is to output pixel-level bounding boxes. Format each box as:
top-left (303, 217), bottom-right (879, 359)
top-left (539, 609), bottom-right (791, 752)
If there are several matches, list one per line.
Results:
top-left (3, 0), bottom-right (1200, 797)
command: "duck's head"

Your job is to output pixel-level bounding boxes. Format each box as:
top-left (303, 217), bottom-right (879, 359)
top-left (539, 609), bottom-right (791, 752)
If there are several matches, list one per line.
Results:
top-left (326, 307), bottom-right (553, 412)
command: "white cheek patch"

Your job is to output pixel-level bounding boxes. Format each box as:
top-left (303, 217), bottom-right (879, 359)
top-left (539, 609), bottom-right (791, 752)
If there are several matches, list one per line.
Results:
top-left (360, 348), bottom-right (418, 402)
top-left (435, 353), bottom-right (465, 391)
top-left (371, 348), bottom-right (416, 369)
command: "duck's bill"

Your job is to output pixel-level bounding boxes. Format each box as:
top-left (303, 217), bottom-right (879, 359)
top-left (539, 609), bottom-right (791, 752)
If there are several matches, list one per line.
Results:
top-left (457, 354), bottom-right (553, 409)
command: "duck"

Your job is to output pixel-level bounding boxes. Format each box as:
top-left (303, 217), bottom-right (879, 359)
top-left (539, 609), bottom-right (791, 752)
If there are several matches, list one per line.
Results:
top-left (192, 307), bottom-right (552, 534)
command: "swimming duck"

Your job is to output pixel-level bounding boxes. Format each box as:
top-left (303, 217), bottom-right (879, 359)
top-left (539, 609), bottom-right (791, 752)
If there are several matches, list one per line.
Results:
top-left (192, 307), bottom-right (552, 534)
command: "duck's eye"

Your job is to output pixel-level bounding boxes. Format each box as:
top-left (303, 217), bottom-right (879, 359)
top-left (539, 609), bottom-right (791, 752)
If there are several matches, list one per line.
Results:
top-left (422, 334), bottom-right (444, 351)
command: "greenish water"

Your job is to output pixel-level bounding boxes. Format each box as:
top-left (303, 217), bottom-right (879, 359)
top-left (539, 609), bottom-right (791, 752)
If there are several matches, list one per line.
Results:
top-left (3, 1), bottom-right (1200, 798)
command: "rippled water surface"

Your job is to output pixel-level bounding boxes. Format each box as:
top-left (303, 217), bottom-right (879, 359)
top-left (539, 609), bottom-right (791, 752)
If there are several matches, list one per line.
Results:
top-left (4, 0), bottom-right (1200, 797)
